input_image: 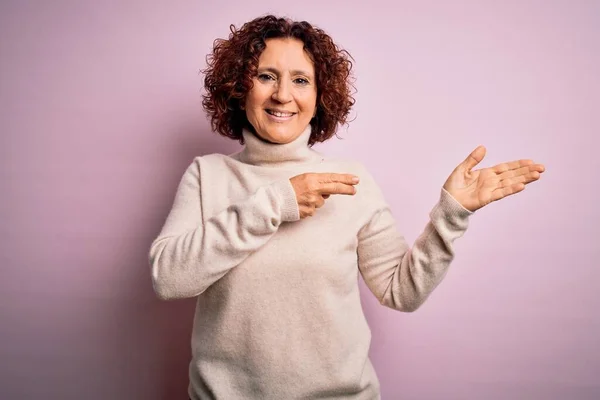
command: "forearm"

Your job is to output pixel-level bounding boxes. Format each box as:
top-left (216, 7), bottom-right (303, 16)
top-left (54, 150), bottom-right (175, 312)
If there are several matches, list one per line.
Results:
top-left (359, 188), bottom-right (473, 312)
top-left (149, 164), bottom-right (298, 300)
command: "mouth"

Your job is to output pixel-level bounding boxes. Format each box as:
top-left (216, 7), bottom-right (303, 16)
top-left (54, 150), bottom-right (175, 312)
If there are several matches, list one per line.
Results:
top-left (265, 109), bottom-right (297, 119)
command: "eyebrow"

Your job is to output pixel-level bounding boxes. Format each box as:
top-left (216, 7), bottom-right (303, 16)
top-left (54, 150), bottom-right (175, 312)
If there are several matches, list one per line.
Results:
top-left (258, 67), bottom-right (314, 79)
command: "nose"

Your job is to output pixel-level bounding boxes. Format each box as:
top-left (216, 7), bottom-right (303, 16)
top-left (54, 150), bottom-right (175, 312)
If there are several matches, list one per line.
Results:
top-left (271, 79), bottom-right (292, 103)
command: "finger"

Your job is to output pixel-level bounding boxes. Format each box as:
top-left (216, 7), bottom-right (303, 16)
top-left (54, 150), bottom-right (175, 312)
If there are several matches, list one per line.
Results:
top-left (499, 164), bottom-right (545, 180)
top-left (491, 182), bottom-right (526, 202)
top-left (301, 207), bottom-right (315, 218)
top-left (318, 173), bottom-right (360, 185)
top-left (463, 145), bottom-right (486, 172)
top-left (492, 159), bottom-right (535, 174)
top-left (314, 195), bottom-right (326, 208)
top-left (499, 168), bottom-right (543, 186)
top-left (318, 181), bottom-right (357, 196)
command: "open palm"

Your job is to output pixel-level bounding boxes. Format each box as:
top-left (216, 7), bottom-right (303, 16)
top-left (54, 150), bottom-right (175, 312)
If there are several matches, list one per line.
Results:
top-left (443, 146), bottom-right (545, 212)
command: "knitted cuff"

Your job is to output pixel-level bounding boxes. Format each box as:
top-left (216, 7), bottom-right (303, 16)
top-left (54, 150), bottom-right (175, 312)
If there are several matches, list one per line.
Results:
top-left (439, 187), bottom-right (474, 217)
top-left (429, 188), bottom-right (473, 231)
top-left (271, 179), bottom-right (300, 222)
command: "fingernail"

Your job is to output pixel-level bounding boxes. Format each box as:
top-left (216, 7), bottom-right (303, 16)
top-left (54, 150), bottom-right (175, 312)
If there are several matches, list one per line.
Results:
top-left (352, 176), bottom-right (360, 184)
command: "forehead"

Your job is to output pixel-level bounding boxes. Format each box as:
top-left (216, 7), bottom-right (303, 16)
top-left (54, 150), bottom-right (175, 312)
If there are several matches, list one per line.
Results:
top-left (258, 38), bottom-right (314, 72)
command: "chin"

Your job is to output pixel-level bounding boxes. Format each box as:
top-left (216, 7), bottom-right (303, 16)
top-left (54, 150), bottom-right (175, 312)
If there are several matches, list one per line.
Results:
top-left (263, 127), bottom-right (300, 144)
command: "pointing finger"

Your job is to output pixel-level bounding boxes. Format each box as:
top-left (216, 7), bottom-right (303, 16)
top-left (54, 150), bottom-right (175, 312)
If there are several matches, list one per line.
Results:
top-left (318, 181), bottom-right (357, 196)
top-left (319, 173), bottom-right (360, 185)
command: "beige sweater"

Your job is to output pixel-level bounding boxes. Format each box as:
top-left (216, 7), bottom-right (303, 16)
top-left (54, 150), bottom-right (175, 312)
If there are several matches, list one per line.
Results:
top-left (149, 126), bottom-right (473, 399)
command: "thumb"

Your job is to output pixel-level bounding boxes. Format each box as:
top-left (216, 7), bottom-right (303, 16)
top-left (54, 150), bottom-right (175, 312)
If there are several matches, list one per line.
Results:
top-left (463, 145), bottom-right (486, 172)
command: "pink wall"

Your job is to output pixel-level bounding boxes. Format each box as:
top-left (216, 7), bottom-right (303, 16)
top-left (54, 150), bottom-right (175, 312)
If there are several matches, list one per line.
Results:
top-left (1, 1), bottom-right (598, 399)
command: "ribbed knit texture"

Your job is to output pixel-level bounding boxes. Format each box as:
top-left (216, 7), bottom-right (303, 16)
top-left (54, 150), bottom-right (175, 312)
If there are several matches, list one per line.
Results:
top-left (149, 125), bottom-right (473, 399)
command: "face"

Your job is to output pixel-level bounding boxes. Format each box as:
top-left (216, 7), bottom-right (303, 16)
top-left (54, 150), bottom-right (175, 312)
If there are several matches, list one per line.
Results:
top-left (244, 37), bottom-right (317, 144)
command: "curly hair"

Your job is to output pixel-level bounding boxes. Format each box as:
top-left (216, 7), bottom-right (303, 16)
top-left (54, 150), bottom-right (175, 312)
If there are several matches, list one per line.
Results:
top-left (202, 15), bottom-right (355, 146)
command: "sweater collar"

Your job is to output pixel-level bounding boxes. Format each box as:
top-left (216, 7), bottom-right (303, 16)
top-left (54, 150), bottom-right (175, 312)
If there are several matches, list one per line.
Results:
top-left (235, 125), bottom-right (323, 167)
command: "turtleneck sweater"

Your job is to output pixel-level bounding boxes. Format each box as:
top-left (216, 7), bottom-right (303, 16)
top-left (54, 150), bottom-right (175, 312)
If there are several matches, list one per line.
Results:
top-left (148, 125), bottom-right (473, 400)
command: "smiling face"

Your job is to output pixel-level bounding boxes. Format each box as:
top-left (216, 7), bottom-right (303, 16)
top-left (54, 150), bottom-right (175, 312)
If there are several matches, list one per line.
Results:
top-left (244, 37), bottom-right (317, 144)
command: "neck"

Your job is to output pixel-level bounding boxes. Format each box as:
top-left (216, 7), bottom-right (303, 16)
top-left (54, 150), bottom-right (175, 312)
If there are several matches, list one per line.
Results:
top-left (235, 125), bottom-right (323, 167)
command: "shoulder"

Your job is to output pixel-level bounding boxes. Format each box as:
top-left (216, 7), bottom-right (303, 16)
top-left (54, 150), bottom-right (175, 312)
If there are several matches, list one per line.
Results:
top-left (173, 154), bottom-right (233, 190)
top-left (182, 153), bottom-right (231, 174)
top-left (194, 153), bottom-right (231, 166)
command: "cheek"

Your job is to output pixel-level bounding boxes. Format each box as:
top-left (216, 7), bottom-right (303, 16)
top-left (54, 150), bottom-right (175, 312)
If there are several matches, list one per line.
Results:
top-left (299, 98), bottom-right (317, 115)
top-left (244, 96), bottom-right (263, 120)
top-left (246, 83), bottom-right (271, 108)
top-left (300, 90), bottom-right (317, 113)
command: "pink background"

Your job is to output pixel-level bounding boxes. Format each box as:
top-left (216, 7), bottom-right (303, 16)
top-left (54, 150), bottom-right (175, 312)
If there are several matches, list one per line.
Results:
top-left (1, 1), bottom-right (598, 399)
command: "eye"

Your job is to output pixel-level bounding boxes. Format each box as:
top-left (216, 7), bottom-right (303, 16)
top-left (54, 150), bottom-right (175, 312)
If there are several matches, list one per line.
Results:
top-left (258, 74), bottom-right (275, 81)
top-left (294, 78), bottom-right (309, 85)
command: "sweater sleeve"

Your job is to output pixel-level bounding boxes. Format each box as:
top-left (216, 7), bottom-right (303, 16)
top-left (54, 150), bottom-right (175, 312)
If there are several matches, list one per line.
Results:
top-left (148, 158), bottom-right (300, 300)
top-left (357, 179), bottom-right (473, 312)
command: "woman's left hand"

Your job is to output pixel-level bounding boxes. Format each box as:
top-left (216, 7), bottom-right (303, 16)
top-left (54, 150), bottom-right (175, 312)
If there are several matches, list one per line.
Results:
top-left (443, 145), bottom-right (545, 212)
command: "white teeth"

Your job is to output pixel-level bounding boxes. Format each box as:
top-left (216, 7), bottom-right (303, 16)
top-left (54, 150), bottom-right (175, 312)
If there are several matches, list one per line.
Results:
top-left (268, 110), bottom-right (294, 117)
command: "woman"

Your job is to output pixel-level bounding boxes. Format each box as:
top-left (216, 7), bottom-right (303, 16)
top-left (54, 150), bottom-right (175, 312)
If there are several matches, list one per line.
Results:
top-left (149, 15), bottom-right (545, 400)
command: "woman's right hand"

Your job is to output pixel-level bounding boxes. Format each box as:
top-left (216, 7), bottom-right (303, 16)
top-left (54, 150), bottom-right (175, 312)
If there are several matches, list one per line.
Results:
top-left (289, 173), bottom-right (360, 219)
